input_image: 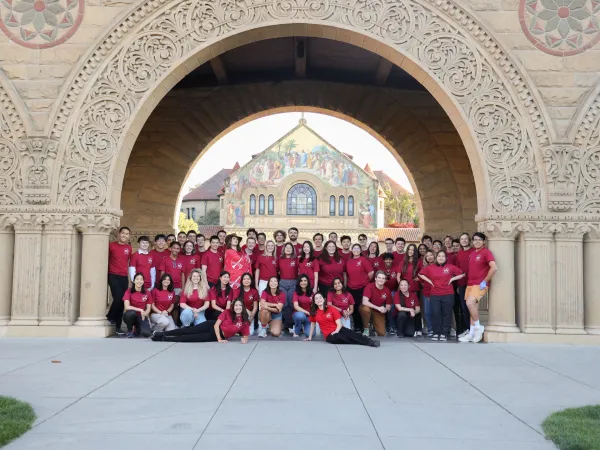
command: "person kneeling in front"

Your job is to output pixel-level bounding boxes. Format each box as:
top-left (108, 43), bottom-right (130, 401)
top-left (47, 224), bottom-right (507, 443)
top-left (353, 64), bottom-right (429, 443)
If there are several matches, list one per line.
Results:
top-left (305, 293), bottom-right (379, 347)
top-left (360, 271), bottom-right (392, 337)
top-left (394, 280), bottom-right (421, 338)
top-left (123, 272), bottom-right (152, 338)
top-left (152, 298), bottom-right (250, 343)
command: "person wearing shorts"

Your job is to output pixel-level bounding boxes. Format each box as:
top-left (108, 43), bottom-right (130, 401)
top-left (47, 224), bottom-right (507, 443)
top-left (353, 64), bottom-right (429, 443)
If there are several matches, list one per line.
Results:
top-left (258, 276), bottom-right (285, 337)
top-left (459, 232), bottom-right (497, 343)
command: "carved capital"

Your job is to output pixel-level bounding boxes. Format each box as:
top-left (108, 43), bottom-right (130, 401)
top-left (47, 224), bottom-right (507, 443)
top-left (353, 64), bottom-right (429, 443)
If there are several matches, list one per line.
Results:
top-left (18, 138), bottom-right (59, 205)
top-left (6, 213), bottom-right (45, 232)
top-left (542, 145), bottom-right (581, 212)
top-left (478, 221), bottom-right (520, 240)
top-left (76, 214), bottom-right (120, 234)
top-left (42, 215), bottom-right (79, 234)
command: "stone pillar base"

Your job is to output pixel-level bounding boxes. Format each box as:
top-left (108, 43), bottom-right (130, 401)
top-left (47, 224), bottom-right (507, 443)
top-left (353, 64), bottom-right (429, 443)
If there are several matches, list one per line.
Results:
top-left (556, 327), bottom-right (587, 335)
top-left (8, 318), bottom-right (39, 326)
top-left (585, 326), bottom-right (600, 335)
top-left (69, 325), bottom-right (114, 338)
top-left (486, 331), bottom-right (600, 345)
top-left (485, 324), bottom-right (520, 333)
top-left (3, 324), bottom-right (114, 337)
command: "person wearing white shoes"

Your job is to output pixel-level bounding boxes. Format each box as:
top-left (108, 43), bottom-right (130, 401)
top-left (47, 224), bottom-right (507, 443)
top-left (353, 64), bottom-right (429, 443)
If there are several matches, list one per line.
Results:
top-left (458, 232), bottom-right (497, 343)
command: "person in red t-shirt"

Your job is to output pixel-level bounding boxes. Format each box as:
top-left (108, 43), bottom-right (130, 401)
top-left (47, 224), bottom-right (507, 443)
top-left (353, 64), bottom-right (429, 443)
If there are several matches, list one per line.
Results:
top-left (207, 271), bottom-right (234, 321)
top-left (394, 237), bottom-right (406, 272)
top-left (202, 236), bottom-right (224, 287)
top-left (305, 293), bottom-right (379, 347)
top-left (122, 272), bottom-right (152, 338)
top-left (292, 275), bottom-right (314, 337)
top-left (360, 272), bottom-right (392, 337)
top-left (180, 269), bottom-right (210, 327)
top-left (444, 235), bottom-right (454, 256)
top-left (381, 253), bottom-right (399, 293)
top-left (279, 242), bottom-right (299, 329)
top-left (181, 241), bottom-right (201, 280)
top-left (358, 233), bottom-right (369, 254)
top-left (459, 232), bottom-right (497, 344)
top-left (394, 280), bottom-right (421, 338)
top-left (274, 229), bottom-right (287, 259)
top-left (255, 241), bottom-right (278, 295)
top-left (365, 242), bottom-right (383, 272)
top-left (234, 273), bottom-right (259, 335)
top-left (177, 231), bottom-right (187, 247)
top-left (166, 234), bottom-right (176, 246)
top-left (243, 237), bottom-right (259, 273)
top-left (287, 227), bottom-right (303, 255)
top-left (258, 276), bottom-right (285, 338)
top-left (455, 233), bottom-right (474, 337)
top-left (298, 241), bottom-right (320, 292)
top-left (152, 298), bottom-right (250, 343)
top-left (327, 277), bottom-right (355, 329)
top-left (129, 235), bottom-right (155, 290)
top-left (217, 230), bottom-right (227, 250)
top-left (312, 233), bottom-right (324, 258)
top-left (224, 234), bottom-right (251, 289)
top-left (257, 232), bottom-right (267, 254)
top-left (339, 235), bottom-right (353, 262)
top-left (196, 234), bottom-right (206, 255)
top-left (150, 234), bottom-right (169, 275)
top-left (107, 226), bottom-right (132, 334)
top-left (417, 244), bottom-right (428, 260)
top-left (420, 250), bottom-right (436, 337)
top-left (150, 273), bottom-right (176, 332)
top-left (318, 240), bottom-right (346, 296)
top-left (397, 244), bottom-right (422, 336)
top-left (346, 243), bottom-right (374, 331)
top-left (159, 241), bottom-right (185, 295)
top-left (419, 250), bottom-right (464, 341)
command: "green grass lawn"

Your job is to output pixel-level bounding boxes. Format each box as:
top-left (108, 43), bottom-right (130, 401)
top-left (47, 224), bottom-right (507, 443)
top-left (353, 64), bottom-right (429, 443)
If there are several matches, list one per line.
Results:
top-left (542, 405), bottom-right (600, 450)
top-left (0, 397), bottom-right (36, 447)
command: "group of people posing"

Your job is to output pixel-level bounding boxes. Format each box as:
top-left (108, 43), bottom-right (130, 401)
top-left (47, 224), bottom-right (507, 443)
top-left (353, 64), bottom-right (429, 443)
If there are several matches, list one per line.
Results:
top-left (106, 227), bottom-right (496, 347)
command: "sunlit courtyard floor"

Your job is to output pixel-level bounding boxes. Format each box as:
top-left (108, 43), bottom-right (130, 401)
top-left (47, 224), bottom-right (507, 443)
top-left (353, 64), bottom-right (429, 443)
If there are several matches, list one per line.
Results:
top-left (2, 335), bottom-right (600, 449)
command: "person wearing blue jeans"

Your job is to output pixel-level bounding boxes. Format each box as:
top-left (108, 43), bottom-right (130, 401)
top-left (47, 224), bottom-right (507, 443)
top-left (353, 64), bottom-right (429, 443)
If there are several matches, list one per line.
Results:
top-left (279, 243), bottom-right (299, 329)
top-left (419, 250), bottom-right (436, 336)
top-left (179, 269), bottom-right (210, 327)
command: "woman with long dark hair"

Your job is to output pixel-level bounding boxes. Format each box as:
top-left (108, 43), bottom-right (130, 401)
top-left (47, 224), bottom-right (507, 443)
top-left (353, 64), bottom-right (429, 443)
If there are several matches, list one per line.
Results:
top-left (234, 272), bottom-right (259, 335)
top-left (419, 250), bottom-right (464, 341)
top-left (318, 240), bottom-right (346, 295)
top-left (123, 272), bottom-right (152, 338)
top-left (394, 279), bottom-right (421, 338)
top-left (305, 293), bottom-right (379, 347)
top-left (181, 240), bottom-right (200, 281)
top-left (224, 234), bottom-right (251, 289)
top-left (398, 244), bottom-right (422, 335)
top-left (279, 242), bottom-right (299, 330)
top-left (152, 298), bottom-right (250, 343)
top-left (365, 241), bottom-right (383, 271)
top-left (298, 241), bottom-right (319, 293)
top-left (327, 277), bottom-right (354, 329)
top-left (346, 243), bottom-right (374, 332)
top-left (258, 276), bottom-right (285, 338)
top-left (420, 250), bottom-right (436, 337)
top-left (292, 275), bottom-right (313, 337)
top-left (206, 271), bottom-right (233, 321)
top-left (150, 273), bottom-right (176, 332)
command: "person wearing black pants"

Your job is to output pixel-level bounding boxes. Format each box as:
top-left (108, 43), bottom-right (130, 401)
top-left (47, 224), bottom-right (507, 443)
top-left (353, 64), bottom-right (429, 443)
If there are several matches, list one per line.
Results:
top-left (394, 280), bottom-right (421, 338)
top-left (107, 274), bottom-right (129, 331)
top-left (153, 320), bottom-right (222, 342)
top-left (106, 226), bottom-right (133, 334)
top-left (305, 292), bottom-right (380, 347)
top-left (418, 250), bottom-right (465, 342)
top-left (347, 286), bottom-right (364, 331)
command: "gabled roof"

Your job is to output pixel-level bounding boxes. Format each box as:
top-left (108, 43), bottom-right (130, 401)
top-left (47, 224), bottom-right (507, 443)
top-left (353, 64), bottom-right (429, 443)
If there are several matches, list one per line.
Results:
top-left (374, 170), bottom-right (411, 196)
top-left (183, 167), bottom-right (235, 201)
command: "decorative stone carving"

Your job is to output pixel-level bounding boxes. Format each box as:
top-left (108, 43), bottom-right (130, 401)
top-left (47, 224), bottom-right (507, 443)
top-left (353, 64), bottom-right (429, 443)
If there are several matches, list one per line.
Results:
top-left (52, 0), bottom-right (546, 214)
top-left (542, 145), bottom-right (581, 212)
top-left (0, 101), bottom-right (22, 206)
top-left (17, 138), bottom-right (58, 205)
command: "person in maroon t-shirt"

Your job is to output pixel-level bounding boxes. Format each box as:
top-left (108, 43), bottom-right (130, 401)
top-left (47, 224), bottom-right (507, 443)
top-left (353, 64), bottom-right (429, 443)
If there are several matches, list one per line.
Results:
top-left (217, 230), bottom-right (227, 249)
top-left (292, 275), bottom-right (314, 337)
top-left (360, 272), bottom-right (392, 337)
top-left (177, 231), bottom-right (187, 247)
top-left (358, 233), bottom-right (369, 254)
top-left (420, 250), bottom-right (436, 337)
top-left (417, 244), bottom-right (428, 260)
top-left (346, 243), bottom-right (374, 332)
top-left (287, 227), bottom-right (303, 255)
top-left (207, 271), bottom-right (234, 321)
top-left (159, 241), bottom-right (185, 294)
top-left (365, 241), bottom-right (383, 271)
top-left (328, 232), bottom-right (339, 247)
top-left (243, 237), bottom-right (259, 273)
top-left (419, 250), bottom-right (464, 341)
top-left (339, 235), bottom-right (352, 262)
top-left (107, 226), bottom-right (132, 334)
top-left (273, 229), bottom-right (287, 259)
top-left (181, 241), bottom-right (201, 280)
top-left (122, 272), bottom-right (152, 338)
top-left (152, 298), bottom-right (250, 343)
top-left (166, 234), bottom-right (176, 246)
top-left (180, 269), bottom-right (210, 327)
top-left (150, 234), bottom-right (169, 273)
top-left (396, 244), bottom-right (421, 335)
top-left (318, 240), bottom-right (346, 295)
top-left (279, 242), bottom-right (299, 329)
top-left (312, 233), bottom-right (324, 258)
top-left (394, 279), bottom-right (421, 338)
top-left (298, 241), bottom-right (319, 293)
top-left (150, 273), bottom-right (176, 332)
top-left (129, 235), bottom-right (155, 290)
top-left (444, 235), bottom-right (454, 255)
top-left (383, 238), bottom-right (395, 257)
top-left (202, 236), bottom-right (224, 287)
top-left (234, 273), bottom-right (259, 335)
top-left (196, 234), bottom-right (206, 255)
top-left (257, 232), bottom-right (267, 254)
top-left (258, 276), bottom-right (285, 338)
top-left (327, 277), bottom-right (355, 329)
top-left (455, 233), bottom-right (474, 337)
top-left (305, 293), bottom-right (380, 347)
top-left (381, 253), bottom-right (399, 294)
top-left (255, 240), bottom-right (278, 295)
top-left (394, 237), bottom-right (406, 271)
top-left (432, 240), bottom-right (443, 254)
top-left (459, 232), bottom-right (497, 344)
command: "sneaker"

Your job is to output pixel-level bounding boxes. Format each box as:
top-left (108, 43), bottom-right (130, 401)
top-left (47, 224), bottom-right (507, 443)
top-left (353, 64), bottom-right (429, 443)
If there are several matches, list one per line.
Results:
top-left (427, 331), bottom-right (434, 338)
top-left (449, 328), bottom-right (457, 337)
top-left (458, 333), bottom-right (474, 343)
top-left (422, 327), bottom-right (428, 334)
top-left (258, 328), bottom-right (267, 338)
top-left (115, 328), bottom-right (125, 336)
top-left (396, 334), bottom-right (404, 338)
top-left (362, 328), bottom-right (370, 337)
top-left (458, 330), bottom-right (470, 339)
top-left (473, 326), bottom-right (484, 343)
top-left (125, 331), bottom-right (135, 338)
top-left (439, 334), bottom-right (447, 341)
top-left (431, 334), bottom-right (439, 341)
top-left (415, 331), bottom-right (423, 337)
top-left (370, 339), bottom-right (381, 348)
top-left (151, 331), bottom-right (165, 341)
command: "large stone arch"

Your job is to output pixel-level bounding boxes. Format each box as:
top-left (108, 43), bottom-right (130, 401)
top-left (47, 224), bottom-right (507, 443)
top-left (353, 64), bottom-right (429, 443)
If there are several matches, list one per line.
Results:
top-left (48, 0), bottom-right (551, 216)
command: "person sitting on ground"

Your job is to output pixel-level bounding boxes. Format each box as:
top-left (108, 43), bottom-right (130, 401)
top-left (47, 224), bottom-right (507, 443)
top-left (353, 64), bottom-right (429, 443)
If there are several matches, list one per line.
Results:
top-left (394, 280), bottom-right (421, 338)
top-left (234, 272), bottom-right (259, 335)
top-left (258, 276), bottom-right (285, 338)
top-left (360, 271), bottom-right (392, 337)
top-left (152, 298), bottom-right (250, 343)
top-left (327, 277), bottom-right (354, 329)
top-left (180, 268), bottom-right (210, 327)
top-left (150, 273), bottom-right (176, 332)
top-left (305, 293), bottom-right (380, 347)
top-left (207, 271), bottom-right (233, 321)
top-left (292, 274), bottom-right (314, 338)
top-left (123, 272), bottom-right (152, 338)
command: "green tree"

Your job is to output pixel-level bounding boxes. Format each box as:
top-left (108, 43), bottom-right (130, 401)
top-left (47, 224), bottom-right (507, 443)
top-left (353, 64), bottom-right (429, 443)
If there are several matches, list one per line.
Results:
top-left (284, 138), bottom-right (297, 153)
top-left (178, 212), bottom-right (199, 233)
top-left (382, 182), bottom-right (418, 226)
top-left (197, 209), bottom-right (220, 225)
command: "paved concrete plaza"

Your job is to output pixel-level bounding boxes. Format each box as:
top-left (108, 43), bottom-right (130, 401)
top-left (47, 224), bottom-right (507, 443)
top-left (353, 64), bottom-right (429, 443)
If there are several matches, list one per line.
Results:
top-left (2, 337), bottom-right (600, 450)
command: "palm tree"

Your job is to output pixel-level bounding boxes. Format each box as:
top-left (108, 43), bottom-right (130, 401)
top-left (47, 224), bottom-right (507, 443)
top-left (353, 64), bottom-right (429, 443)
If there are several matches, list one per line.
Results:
top-left (284, 139), bottom-right (297, 153)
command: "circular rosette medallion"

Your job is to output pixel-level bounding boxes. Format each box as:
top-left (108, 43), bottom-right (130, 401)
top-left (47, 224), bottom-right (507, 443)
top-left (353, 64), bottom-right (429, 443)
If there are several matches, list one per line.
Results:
top-left (519, 0), bottom-right (600, 56)
top-left (0, 0), bottom-right (84, 49)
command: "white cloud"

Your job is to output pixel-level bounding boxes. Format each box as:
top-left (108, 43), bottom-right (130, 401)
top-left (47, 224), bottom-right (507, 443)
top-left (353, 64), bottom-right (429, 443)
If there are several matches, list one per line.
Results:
top-left (184, 112), bottom-right (412, 193)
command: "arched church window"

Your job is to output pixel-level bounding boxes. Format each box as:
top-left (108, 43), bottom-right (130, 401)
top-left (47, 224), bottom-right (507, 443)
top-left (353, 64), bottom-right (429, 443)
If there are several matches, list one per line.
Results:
top-left (339, 196), bottom-right (345, 216)
top-left (287, 183), bottom-right (317, 216)
top-left (249, 195), bottom-right (256, 215)
top-left (268, 195), bottom-right (274, 215)
top-left (330, 196), bottom-right (336, 216)
top-left (259, 195), bottom-right (265, 215)
top-left (348, 196), bottom-right (354, 216)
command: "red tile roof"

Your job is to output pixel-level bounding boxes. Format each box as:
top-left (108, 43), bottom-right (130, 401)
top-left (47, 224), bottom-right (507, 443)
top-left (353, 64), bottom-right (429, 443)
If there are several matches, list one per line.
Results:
top-left (373, 170), bottom-right (410, 196)
top-left (183, 168), bottom-right (233, 201)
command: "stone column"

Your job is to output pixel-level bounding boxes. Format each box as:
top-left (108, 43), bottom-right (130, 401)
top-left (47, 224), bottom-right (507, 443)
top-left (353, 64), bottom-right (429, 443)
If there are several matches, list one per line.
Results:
top-left (72, 215), bottom-right (118, 337)
top-left (518, 230), bottom-right (555, 334)
top-left (554, 231), bottom-right (585, 334)
top-left (0, 223), bottom-right (14, 327)
top-left (584, 229), bottom-right (600, 335)
top-left (8, 214), bottom-right (43, 326)
top-left (39, 218), bottom-right (77, 327)
top-left (481, 222), bottom-right (520, 333)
